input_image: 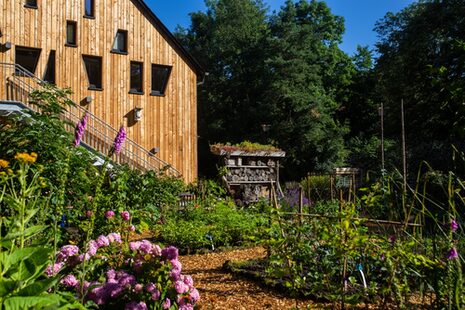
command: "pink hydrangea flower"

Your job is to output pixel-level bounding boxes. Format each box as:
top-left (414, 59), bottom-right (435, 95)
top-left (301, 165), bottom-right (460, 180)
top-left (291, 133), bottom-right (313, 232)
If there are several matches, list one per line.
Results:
top-left (125, 301), bottom-right (147, 310)
top-left (107, 233), bottom-right (122, 243)
top-left (145, 282), bottom-right (157, 293)
top-left (120, 211), bottom-right (130, 221)
top-left (105, 210), bottom-right (115, 219)
top-left (189, 287), bottom-right (200, 303)
top-left (57, 245), bottom-right (79, 262)
top-left (45, 262), bottom-right (64, 277)
top-left (183, 275), bottom-right (194, 288)
top-left (174, 280), bottom-right (189, 294)
top-left (129, 241), bottom-right (141, 252)
top-left (87, 240), bottom-right (99, 256)
top-left (60, 274), bottom-right (79, 287)
top-left (151, 290), bottom-right (161, 300)
top-left (162, 246), bottom-right (179, 260)
top-left (96, 235), bottom-right (110, 247)
top-left (139, 240), bottom-right (153, 254)
top-left (162, 298), bottom-right (171, 310)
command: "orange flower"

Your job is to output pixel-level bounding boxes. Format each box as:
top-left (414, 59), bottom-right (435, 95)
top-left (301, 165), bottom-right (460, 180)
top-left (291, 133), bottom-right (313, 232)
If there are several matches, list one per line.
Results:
top-left (14, 152), bottom-right (38, 164)
top-left (0, 159), bottom-right (9, 168)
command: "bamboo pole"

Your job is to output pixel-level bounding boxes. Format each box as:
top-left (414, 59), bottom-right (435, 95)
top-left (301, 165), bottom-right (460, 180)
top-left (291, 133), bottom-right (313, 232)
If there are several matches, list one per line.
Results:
top-left (280, 212), bottom-right (423, 227)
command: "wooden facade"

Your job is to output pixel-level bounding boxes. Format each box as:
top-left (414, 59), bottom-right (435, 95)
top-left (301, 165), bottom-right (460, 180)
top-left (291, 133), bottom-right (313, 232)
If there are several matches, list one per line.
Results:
top-left (0, 0), bottom-right (202, 182)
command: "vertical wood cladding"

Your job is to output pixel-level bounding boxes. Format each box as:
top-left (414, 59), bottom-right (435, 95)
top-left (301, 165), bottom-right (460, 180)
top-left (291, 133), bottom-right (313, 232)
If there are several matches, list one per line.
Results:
top-left (0, 0), bottom-right (198, 182)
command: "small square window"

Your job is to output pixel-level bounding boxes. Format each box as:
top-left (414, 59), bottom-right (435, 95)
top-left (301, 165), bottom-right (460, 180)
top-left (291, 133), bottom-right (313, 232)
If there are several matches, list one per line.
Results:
top-left (82, 55), bottom-right (102, 90)
top-left (15, 46), bottom-right (41, 75)
top-left (130, 62), bottom-right (143, 94)
top-left (24, 0), bottom-right (37, 8)
top-left (66, 21), bottom-right (77, 46)
top-left (111, 30), bottom-right (128, 54)
top-left (151, 64), bottom-right (172, 96)
top-left (84, 0), bottom-right (94, 17)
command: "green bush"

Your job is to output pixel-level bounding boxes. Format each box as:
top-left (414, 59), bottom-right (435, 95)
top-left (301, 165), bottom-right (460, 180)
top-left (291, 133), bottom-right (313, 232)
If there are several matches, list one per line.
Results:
top-left (301, 174), bottom-right (332, 202)
top-left (156, 199), bottom-right (267, 253)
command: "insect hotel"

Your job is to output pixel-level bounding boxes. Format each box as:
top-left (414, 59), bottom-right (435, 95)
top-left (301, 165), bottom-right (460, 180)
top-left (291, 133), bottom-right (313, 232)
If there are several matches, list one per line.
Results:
top-left (210, 144), bottom-right (285, 204)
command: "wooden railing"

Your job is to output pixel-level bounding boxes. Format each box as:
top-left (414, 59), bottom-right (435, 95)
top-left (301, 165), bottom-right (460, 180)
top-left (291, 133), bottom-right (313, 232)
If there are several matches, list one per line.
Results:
top-left (0, 62), bottom-right (181, 178)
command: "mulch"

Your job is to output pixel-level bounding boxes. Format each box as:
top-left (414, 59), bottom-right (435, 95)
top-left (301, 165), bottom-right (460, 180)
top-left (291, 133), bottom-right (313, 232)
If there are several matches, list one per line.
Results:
top-left (179, 246), bottom-right (326, 310)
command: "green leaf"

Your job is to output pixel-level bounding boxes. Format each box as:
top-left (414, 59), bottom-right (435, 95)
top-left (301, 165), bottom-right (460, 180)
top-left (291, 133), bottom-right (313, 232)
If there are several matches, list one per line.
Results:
top-left (17, 277), bottom-right (58, 297)
top-left (3, 225), bottom-right (48, 241)
top-left (3, 295), bottom-right (62, 310)
top-left (0, 279), bottom-right (18, 298)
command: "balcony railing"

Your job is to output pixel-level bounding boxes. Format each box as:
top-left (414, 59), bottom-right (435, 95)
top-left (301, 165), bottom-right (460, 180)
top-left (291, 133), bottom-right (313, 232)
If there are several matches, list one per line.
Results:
top-left (0, 62), bottom-right (181, 178)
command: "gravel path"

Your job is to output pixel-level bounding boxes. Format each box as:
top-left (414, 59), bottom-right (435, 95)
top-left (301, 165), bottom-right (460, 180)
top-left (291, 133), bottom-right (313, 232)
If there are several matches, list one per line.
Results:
top-left (179, 247), bottom-right (321, 310)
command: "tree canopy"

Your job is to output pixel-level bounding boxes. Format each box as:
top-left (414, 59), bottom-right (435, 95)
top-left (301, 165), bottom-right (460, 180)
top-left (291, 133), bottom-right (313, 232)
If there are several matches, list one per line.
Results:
top-left (177, 0), bottom-right (351, 178)
top-left (177, 0), bottom-right (465, 180)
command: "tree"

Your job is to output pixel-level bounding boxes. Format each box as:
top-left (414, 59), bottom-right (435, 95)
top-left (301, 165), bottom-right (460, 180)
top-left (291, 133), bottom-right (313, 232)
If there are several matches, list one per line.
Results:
top-left (260, 0), bottom-right (351, 176)
top-left (176, 0), bottom-right (270, 177)
top-left (178, 0), bottom-right (352, 179)
top-left (374, 0), bottom-right (465, 172)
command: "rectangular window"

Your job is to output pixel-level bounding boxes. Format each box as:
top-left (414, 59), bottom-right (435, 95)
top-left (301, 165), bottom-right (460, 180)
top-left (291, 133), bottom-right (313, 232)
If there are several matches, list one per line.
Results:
top-left (24, 0), bottom-right (37, 8)
top-left (66, 21), bottom-right (77, 46)
top-left (15, 46), bottom-right (41, 75)
top-left (84, 0), bottom-right (94, 17)
top-left (130, 61), bottom-right (143, 94)
top-left (43, 50), bottom-right (56, 84)
top-left (111, 30), bottom-right (128, 54)
top-left (82, 55), bottom-right (102, 90)
top-left (151, 64), bottom-right (172, 96)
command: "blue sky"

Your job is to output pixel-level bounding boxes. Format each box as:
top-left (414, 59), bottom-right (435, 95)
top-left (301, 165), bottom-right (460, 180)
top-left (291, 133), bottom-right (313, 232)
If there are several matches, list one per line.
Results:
top-left (147, 0), bottom-right (416, 56)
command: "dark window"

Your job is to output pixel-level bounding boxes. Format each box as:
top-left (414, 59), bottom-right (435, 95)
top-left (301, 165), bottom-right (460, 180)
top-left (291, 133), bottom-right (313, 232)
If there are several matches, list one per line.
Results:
top-left (66, 21), bottom-right (77, 46)
top-left (43, 50), bottom-right (56, 84)
top-left (24, 0), bottom-right (37, 8)
top-left (151, 64), bottom-right (172, 96)
top-left (15, 46), bottom-right (41, 75)
top-left (84, 0), bottom-right (94, 17)
top-left (111, 30), bottom-right (128, 54)
top-left (82, 55), bottom-right (102, 90)
top-left (130, 62), bottom-right (143, 94)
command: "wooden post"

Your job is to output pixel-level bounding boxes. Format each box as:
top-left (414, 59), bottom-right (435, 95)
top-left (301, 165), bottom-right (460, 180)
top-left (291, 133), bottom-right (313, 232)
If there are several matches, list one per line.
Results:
top-left (401, 99), bottom-right (407, 195)
top-left (299, 186), bottom-right (303, 226)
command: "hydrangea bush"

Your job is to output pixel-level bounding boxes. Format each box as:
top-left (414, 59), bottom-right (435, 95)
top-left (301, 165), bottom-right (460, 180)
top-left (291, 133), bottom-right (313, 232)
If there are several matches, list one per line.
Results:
top-left (48, 233), bottom-right (199, 309)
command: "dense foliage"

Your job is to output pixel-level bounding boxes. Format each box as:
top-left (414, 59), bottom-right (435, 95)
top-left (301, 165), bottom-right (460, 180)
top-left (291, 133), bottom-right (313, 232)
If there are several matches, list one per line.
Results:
top-left (177, 0), bottom-right (351, 178)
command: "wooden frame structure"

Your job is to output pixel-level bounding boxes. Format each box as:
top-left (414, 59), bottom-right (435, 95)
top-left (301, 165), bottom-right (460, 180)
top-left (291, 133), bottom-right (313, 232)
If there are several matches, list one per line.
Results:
top-left (211, 146), bottom-right (285, 204)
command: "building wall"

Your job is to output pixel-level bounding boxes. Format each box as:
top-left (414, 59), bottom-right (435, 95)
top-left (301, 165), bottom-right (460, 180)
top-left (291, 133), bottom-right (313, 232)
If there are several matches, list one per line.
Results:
top-left (0, 0), bottom-right (198, 182)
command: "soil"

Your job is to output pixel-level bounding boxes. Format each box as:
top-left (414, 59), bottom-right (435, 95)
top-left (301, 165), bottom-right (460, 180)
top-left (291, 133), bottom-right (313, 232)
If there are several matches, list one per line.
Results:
top-left (179, 246), bottom-right (326, 310)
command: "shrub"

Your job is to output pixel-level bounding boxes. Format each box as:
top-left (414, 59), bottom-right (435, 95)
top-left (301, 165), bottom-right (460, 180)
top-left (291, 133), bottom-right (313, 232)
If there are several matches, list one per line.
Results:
top-left (156, 199), bottom-right (266, 253)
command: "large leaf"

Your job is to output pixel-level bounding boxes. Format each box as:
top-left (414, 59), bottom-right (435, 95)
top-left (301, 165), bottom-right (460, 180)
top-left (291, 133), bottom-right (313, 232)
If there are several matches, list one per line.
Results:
top-left (2, 225), bottom-right (48, 241)
top-left (2, 295), bottom-right (62, 310)
top-left (17, 277), bottom-right (58, 297)
top-left (0, 279), bottom-right (17, 298)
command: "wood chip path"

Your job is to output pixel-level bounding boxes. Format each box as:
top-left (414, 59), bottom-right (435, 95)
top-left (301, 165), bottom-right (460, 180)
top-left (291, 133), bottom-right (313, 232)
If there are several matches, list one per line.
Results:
top-left (179, 247), bottom-right (324, 310)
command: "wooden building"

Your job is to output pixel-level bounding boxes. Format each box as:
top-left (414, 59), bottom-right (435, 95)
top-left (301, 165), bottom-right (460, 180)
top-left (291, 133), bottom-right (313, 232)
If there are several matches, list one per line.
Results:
top-left (0, 0), bottom-right (203, 183)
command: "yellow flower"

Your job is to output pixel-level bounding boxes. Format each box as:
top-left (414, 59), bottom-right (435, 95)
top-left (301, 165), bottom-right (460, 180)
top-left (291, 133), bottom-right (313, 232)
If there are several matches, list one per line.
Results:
top-left (0, 159), bottom-right (9, 168)
top-left (14, 152), bottom-right (38, 164)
